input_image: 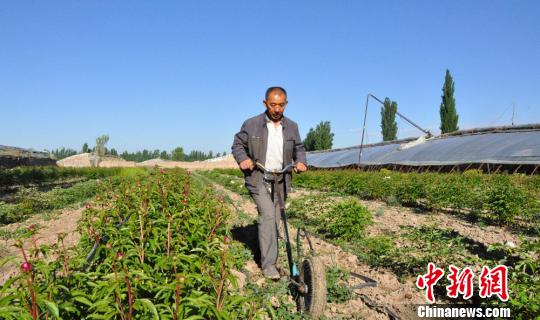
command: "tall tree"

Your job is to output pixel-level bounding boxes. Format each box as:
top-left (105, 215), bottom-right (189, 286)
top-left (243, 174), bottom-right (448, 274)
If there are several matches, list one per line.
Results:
top-left (381, 98), bottom-right (398, 141)
top-left (303, 121), bottom-right (334, 151)
top-left (439, 69), bottom-right (459, 133)
top-left (51, 147), bottom-right (77, 160)
top-left (160, 150), bottom-right (170, 160)
top-left (171, 147), bottom-right (185, 161)
top-left (94, 134), bottom-right (109, 157)
top-left (82, 142), bottom-right (89, 153)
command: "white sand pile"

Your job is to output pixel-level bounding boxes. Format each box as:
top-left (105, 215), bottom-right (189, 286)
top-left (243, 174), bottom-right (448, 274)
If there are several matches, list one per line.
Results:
top-left (99, 158), bottom-right (136, 167)
top-left (136, 158), bottom-right (170, 167)
top-left (57, 153), bottom-right (136, 168)
top-left (57, 153), bottom-right (92, 167)
top-left (57, 153), bottom-right (238, 170)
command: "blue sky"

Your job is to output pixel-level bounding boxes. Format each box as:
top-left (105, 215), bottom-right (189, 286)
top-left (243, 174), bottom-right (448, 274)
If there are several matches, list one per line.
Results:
top-left (1, 1), bottom-right (539, 153)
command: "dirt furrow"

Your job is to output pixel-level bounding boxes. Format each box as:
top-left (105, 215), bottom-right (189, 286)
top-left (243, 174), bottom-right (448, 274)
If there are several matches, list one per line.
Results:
top-left (292, 188), bottom-right (525, 248)
top-left (208, 180), bottom-right (423, 319)
top-left (0, 207), bottom-right (84, 284)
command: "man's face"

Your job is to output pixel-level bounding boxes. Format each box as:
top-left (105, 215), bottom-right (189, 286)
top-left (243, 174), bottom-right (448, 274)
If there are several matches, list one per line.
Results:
top-left (263, 91), bottom-right (287, 122)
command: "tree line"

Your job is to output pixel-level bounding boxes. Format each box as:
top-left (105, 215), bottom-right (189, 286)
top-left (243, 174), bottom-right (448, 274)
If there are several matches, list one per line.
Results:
top-left (51, 137), bottom-right (227, 162)
top-left (120, 148), bottom-right (227, 162)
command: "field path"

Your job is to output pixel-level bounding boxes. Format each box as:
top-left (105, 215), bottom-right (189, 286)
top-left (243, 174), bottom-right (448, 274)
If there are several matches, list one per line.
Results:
top-left (204, 177), bottom-right (423, 320)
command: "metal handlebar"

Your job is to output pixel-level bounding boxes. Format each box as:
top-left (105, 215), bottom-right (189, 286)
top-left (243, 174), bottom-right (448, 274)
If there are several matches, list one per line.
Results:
top-left (255, 162), bottom-right (295, 175)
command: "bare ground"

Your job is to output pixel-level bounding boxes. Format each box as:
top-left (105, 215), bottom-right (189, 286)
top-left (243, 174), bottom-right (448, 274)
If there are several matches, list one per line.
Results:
top-left (0, 206), bottom-right (84, 284)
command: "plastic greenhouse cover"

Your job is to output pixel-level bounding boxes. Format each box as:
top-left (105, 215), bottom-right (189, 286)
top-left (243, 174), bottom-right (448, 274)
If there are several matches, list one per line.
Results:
top-left (306, 130), bottom-right (540, 168)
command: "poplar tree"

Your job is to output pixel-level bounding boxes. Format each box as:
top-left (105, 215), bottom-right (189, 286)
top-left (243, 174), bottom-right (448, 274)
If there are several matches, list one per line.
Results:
top-left (440, 69), bottom-right (459, 133)
top-left (304, 121), bottom-right (334, 151)
top-left (381, 98), bottom-right (398, 141)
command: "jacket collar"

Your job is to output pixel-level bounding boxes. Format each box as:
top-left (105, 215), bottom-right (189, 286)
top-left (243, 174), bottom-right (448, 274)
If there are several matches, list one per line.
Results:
top-left (260, 112), bottom-right (287, 129)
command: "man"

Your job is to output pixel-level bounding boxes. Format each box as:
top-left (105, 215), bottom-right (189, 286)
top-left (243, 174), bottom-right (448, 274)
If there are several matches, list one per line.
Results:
top-left (232, 86), bottom-right (307, 280)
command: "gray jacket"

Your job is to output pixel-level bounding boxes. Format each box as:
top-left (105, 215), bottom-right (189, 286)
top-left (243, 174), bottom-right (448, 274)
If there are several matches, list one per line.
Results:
top-left (232, 112), bottom-right (307, 195)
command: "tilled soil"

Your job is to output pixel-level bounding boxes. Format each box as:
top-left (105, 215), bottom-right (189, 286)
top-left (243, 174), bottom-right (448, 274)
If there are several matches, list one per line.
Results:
top-left (292, 188), bottom-right (526, 248)
top-left (208, 180), bottom-right (425, 319)
top-left (0, 206), bottom-right (84, 284)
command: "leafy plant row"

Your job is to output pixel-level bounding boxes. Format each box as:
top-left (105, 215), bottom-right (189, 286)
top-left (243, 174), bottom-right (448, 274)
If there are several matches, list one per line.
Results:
top-left (287, 193), bottom-right (539, 320)
top-left (289, 169), bottom-right (538, 227)
top-left (0, 180), bottom-right (101, 225)
top-left (0, 169), bottom-right (261, 319)
top-left (0, 166), bottom-right (132, 189)
top-left (198, 171), bottom-right (248, 196)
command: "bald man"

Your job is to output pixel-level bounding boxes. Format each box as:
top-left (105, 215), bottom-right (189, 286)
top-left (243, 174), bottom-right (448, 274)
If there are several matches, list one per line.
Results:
top-left (232, 87), bottom-right (307, 280)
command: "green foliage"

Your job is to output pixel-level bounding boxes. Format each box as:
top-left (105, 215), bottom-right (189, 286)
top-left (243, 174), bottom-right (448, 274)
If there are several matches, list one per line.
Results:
top-left (214, 169), bottom-right (244, 178)
top-left (488, 239), bottom-right (540, 319)
top-left (81, 142), bottom-right (89, 153)
top-left (171, 147), bottom-right (185, 161)
top-left (287, 194), bottom-right (337, 220)
top-left (0, 166), bottom-right (124, 189)
top-left (353, 235), bottom-right (395, 268)
top-left (439, 69), bottom-right (459, 133)
top-left (94, 134), bottom-right (109, 157)
top-left (381, 98), bottom-right (398, 141)
top-left (303, 121), bottom-right (334, 151)
top-left (325, 267), bottom-right (352, 303)
top-left (288, 195), bottom-right (372, 241)
top-left (199, 171), bottom-right (248, 196)
top-left (120, 147), bottom-right (220, 162)
top-left (0, 180), bottom-right (100, 225)
top-left (228, 241), bottom-right (253, 270)
top-left (50, 147), bottom-right (77, 160)
top-left (0, 169), bottom-right (262, 319)
top-left (398, 226), bottom-right (481, 273)
top-left (322, 199), bottom-right (372, 241)
top-left (293, 170), bottom-right (539, 228)
top-left (484, 176), bottom-right (531, 225)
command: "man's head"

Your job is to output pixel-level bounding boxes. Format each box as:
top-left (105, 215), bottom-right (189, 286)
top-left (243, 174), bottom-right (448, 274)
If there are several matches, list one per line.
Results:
top-left (263, 87), bottom-right (288, 122)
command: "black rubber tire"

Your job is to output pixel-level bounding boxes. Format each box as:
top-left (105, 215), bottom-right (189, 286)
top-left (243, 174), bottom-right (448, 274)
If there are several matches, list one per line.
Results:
top-left (297, 257), bottom-right (327, 319)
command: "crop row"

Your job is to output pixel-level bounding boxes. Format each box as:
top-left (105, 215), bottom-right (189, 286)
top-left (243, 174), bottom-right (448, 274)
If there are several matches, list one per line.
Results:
top-left (288, 194), bottom-right (539, 319)
top-left (214, 168), bottom-right (539, 228)
top-left (0, 166), bottom-right (134, 190)
top-left (0, 169), bottom-right (261, 319)
top-left (205, 169), bottom-right (539, 319)
top-left (0, 180), bottom-right (101, 225)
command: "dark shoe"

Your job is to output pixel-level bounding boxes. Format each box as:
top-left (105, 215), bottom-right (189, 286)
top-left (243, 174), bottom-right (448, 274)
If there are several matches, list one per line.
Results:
top-left (262, 266), bottom-right (280, 280)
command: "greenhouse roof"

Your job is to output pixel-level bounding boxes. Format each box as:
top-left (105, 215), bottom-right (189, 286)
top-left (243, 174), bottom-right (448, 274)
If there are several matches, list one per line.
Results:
top-left (306, 124), bottom-right (540, 168)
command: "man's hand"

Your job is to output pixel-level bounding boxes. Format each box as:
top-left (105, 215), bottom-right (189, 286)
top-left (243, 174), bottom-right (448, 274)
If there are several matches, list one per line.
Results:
top-left (295, 162), bottom-right (307, 173)
top-left (239, 159), bottom-right (254, 171)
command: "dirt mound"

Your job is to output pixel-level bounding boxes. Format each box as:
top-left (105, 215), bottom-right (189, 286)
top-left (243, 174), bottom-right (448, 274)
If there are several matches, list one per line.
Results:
top-left (56, 153), bottom-right (92, 167)
top-left (137, 154), bottom-right (239, 170)
top-left (57, 153), bottom-right (136, 168)
top-left (57, 153), bottom-right (238, 170)
top-left (135, 158), bottom-right (170, 167)
top-left (99, 158), bottom-right (136, 167)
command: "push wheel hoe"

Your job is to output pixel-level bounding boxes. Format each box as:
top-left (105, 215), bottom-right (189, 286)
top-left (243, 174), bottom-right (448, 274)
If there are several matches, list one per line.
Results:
top-left (255, 162), bottom-right (327, 318)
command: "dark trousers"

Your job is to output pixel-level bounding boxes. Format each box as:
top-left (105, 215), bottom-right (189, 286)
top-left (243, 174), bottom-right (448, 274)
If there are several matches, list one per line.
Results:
top-left (250, 181), bottom-right (285, 270)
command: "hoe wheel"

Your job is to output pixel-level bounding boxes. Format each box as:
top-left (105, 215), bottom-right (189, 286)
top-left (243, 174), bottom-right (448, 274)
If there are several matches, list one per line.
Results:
top-left (297, 257), bottom-right (326, 319)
